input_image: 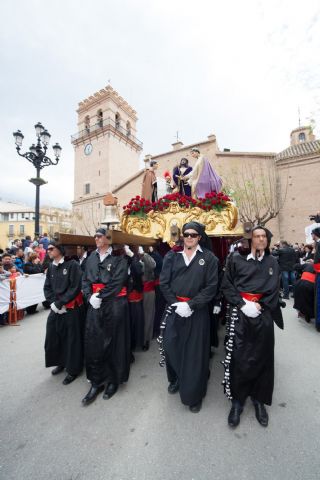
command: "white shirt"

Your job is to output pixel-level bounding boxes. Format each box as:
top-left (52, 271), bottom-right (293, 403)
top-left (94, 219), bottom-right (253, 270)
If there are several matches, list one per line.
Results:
top-left (96, 247), bottom-right (112, 263)
top-left (179, 245), bottom-right (203, 266)
top-left (53, 257), bottom-right (65, 267)
top-left (79, 251), bottom-right (87, 265)
top-left (247, 251), bottom-right (265, 262)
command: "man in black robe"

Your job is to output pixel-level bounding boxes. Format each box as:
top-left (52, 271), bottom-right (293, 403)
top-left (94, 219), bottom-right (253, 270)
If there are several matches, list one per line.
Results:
top-left (44, 241), bottom-right (84, 385)
top-left (293, 263), bottom-right (315, 323)
top-left (221, 226), bottom-right (283, 428)
top-left (312, 227), bottom-right (320, 331)
top-left (81, 228), bottom-right (130, 406)
top-left (125, 244), bottom-right (145, 355)
top-left (160, 221), bottom-right (218, 413)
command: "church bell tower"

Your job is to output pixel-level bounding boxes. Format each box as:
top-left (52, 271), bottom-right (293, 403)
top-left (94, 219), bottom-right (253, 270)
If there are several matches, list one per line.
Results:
top-left (71, 85), bottom-right (143, 234)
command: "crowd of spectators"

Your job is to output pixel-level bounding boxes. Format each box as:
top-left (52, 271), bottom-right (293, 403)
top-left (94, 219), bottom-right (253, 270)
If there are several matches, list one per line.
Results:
top-left (0, 233), bottom-right (52, 325)
top-left (270, 229), bottom-right (319, 328)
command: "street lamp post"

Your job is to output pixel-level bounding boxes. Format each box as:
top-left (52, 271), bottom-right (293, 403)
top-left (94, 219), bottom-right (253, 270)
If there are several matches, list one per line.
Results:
top-left (13, 122), bottom-right (62, 237)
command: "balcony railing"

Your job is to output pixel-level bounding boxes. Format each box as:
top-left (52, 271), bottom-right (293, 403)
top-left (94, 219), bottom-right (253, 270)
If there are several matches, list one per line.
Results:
top-left (71, 117), bottom-right (143, 149)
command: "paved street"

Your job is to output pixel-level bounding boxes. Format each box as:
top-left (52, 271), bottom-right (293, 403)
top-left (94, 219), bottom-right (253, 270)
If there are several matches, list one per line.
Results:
top-left (0, 300), bottom-right (320, 480)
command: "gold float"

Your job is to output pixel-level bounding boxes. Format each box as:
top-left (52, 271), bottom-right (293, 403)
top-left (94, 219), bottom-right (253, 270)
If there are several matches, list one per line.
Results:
top-left (121, 201), bottom-right (243, 245)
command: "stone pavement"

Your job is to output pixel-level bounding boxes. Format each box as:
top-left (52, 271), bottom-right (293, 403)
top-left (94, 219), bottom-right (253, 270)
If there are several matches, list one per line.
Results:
top-left (0, 300), bottom-right (319, 480)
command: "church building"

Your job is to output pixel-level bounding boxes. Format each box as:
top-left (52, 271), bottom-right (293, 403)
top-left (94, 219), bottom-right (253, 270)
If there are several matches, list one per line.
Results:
top-left (72, 86), bottom-right (320, 243)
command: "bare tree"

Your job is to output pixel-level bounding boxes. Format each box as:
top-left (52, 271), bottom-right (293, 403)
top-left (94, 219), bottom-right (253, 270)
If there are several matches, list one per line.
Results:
top-left (224, 159), bottom-right (288, 226)
top-left (72, 201), bottom-right (100, 235)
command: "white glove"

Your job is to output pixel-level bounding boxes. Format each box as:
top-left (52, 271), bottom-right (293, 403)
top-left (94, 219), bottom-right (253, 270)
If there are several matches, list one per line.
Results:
top-left (58, 306), bottom-right (67, 315)
top-left (213, 305), bottom-right (221, 315)
top-left (89, 293), bottom-right (102, 309)
top-left (240, 299), bottom-right (261, 318)
top-left (172, 302), bottom-right (194, 318)
top-left (50, 302), bottom-right (60, 314)
top-left (124, 245), bottom-right (134, 258)
top-left (138, 246), bottom-right (144, 255)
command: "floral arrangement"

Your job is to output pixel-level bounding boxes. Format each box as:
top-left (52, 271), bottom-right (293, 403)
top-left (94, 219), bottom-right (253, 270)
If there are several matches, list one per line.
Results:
top-left (122, 192), bottom-right (231, 217)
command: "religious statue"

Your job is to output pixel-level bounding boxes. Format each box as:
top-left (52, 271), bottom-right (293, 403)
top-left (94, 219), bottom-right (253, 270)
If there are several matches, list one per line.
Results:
top-left (183, 148), bottom-right (222, 198)
top-left (141, 161), bottom-right (158, 202)
top-left (163, 171), bottom-right (174, 194)
top-left (172, 158), bottom-right (193, 196)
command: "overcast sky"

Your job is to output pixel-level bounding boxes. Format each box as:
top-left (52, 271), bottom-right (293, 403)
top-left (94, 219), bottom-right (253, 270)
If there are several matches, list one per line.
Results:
top-left (1, 0), bottom-right (319, 209)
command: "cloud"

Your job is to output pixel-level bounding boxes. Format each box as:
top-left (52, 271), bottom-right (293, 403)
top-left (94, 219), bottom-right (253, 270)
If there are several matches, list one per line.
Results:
top-left (0, 0), bottom-right (319, 208)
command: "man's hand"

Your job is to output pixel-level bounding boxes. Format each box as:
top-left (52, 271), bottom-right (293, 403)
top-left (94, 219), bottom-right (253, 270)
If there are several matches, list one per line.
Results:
top-left (89, 293), bottom-right (102, 310)
top-left (124, 245), bottom-right (134, 258)
top-left (240, 299), bottom-right (261, 318)
top-left (171, 302), bottom-right (194, 318)
top-left (50, 303), bottom-right (60, 314)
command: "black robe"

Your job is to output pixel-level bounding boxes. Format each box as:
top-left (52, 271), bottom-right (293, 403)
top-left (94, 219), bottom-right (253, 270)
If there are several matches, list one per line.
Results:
top-left (221, 252), bottom-right (283, 406)
top-left (82, 251), bottom-right (130, 387)
top-left (314, 241), bottom-right (320, 328)
top-left (293, 264), bottom-right (315, 320)
top-left (160, 248), bottom-right (218, 406)
top-left (128, 256), bottom-right (145, 350)
top-left (150, 251), bottom-right (165, 337)
top-left (44, 259), bottom-right (84, 375)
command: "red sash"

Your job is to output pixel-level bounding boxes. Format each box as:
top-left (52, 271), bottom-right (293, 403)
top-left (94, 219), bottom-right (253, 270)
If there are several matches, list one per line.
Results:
top-left (301, 271), bottom-right (316, 283)
top-left (313, 263), bottom-right (320, 273)
top-left (240, 292), bottom-right (263, 302)
top-left (143, 281), bottom-right (155, 292)
top-left (154, 278), bottom-right (160, 286)
top-left (128, 290), bottom-right (143, 302)
top-left (176, 296), bottom-right (191, 302)
top-left (92, 283), bottom-right (127, 297)
top-left (65, 292), bottom-right (84, 309)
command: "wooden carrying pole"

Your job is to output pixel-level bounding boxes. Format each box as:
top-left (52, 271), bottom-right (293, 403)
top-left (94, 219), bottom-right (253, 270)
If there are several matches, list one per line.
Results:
top-left (54, 231), bottom-right (159, 247)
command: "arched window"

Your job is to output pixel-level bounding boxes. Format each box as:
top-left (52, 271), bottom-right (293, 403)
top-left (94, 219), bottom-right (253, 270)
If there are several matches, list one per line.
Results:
top-left (97, 109), bottom-right (103, 128)
top-left (126, 121), bottom-right (131, 137)
top-left (84, 115), bottom-right (90, 133)
top-left (115, 112), bottom-right (121, 130)
top-left (298, 132), bottom-right (306, 142)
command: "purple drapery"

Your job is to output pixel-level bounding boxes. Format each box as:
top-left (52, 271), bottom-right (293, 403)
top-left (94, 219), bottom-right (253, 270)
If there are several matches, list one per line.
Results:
top-left (195, 158), bottom-right (222, 198)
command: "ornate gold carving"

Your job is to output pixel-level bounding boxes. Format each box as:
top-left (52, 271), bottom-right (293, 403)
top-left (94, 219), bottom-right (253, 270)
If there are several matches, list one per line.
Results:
top-left (121, 201), bottom-right (243, 244)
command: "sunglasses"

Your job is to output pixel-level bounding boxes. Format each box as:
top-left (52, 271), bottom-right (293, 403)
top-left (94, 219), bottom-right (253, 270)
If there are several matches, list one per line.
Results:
top-left (47, 247), bottom-right (55, 251)
top-left (183, 232), bottom-right (199, 238)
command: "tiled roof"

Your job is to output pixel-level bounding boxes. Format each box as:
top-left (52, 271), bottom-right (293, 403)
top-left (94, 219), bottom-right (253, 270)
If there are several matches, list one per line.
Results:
top-left (0, 201), bottom-right (33, 213)
top-left (276, 140), bottom-right (320, 161)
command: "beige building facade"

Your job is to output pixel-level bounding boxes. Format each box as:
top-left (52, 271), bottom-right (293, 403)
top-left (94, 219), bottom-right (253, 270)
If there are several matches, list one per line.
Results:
top-left (0, 202), bottom-right (73, 249)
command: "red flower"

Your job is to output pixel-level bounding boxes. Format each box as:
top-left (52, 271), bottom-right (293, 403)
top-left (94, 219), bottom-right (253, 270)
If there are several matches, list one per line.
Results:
top-left (135, 195), bottom-right (141, 200)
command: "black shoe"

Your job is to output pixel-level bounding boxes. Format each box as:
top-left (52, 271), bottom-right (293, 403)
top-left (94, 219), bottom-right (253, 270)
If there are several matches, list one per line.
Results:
top-left (253, 401), bottom-right (269, 427)
top-left (81, 386), bottom-right (104, 406)
top-left (62, 374), bottom-right (77, 385)
top-left (189, 401), bottom-right (202, 413)
top-left (142, 341), bottom-right (150, 351)
top-left (103, 383), bottom-right (118, 400)
top-left (228, 405), bottom-right (243, 427)
top-left (51, 366), bottom-right (64, 376)
top-left (168, 380), bottom-right (179, 394)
